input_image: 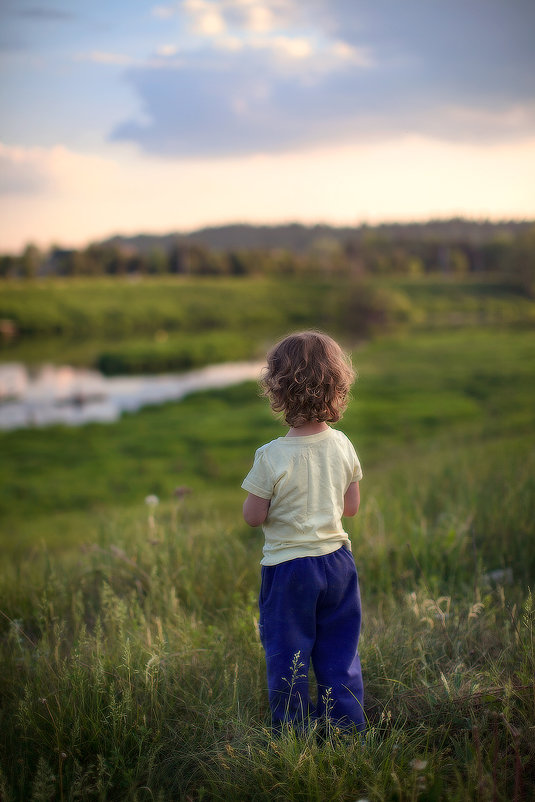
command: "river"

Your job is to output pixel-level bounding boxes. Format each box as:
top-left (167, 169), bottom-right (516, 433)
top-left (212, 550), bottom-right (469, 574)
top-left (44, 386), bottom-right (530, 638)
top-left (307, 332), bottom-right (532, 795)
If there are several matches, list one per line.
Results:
top-left (0, 361), bottom-right (264, 431)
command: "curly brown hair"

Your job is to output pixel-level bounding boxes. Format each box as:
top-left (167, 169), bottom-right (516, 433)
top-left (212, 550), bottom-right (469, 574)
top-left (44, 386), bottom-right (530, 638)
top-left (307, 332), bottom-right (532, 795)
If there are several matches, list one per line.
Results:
top-left (261, 331), bottom-right (355, 428)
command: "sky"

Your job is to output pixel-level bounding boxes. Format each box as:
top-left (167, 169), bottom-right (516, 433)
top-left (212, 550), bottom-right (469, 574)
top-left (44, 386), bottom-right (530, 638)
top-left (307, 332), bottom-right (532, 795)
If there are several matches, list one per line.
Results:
top-left (1, 0), bottom-right (535, 253)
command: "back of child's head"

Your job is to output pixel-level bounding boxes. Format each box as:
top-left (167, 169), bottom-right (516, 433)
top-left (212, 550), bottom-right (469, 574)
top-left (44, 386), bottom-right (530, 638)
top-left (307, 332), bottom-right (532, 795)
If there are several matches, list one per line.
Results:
top-left (261, 331), bottom-right (355, 427)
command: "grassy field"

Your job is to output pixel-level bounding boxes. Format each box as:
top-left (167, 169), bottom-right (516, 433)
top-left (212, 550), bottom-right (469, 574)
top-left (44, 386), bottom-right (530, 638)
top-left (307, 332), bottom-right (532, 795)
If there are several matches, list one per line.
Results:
top-left (1, 279), bottom-right (535, 799)
top-left (1, 274), bottom-right (534, 372)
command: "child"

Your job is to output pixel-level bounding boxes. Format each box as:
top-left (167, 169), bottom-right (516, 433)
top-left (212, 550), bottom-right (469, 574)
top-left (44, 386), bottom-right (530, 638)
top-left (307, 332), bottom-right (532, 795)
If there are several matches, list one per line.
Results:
top-left (242, 330), bottom-right (365, 732)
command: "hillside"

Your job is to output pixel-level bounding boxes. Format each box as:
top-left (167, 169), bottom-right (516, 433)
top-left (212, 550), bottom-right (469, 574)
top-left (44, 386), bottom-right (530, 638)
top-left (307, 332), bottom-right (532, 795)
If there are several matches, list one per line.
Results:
top-left (103, 218), bottom-right (534, 255)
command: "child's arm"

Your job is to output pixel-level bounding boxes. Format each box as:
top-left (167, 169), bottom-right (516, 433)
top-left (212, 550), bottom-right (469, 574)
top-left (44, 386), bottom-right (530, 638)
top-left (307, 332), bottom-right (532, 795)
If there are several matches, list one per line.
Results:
top-left (243, 493), bottom-right (271, 527)
top-left (343, 481), bottom-right (360, 517)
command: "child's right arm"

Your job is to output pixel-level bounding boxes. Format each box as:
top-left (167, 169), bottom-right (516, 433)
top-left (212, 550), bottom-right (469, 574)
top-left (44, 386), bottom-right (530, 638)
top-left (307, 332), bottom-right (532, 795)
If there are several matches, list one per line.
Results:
top-left (243, 493), bottom-right (271, 527)
top-left (343, 481), bottom-right (360, 517)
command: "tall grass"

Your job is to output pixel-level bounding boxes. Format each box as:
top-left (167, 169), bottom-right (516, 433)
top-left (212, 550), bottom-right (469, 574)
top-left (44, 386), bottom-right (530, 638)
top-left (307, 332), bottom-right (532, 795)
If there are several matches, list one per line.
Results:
top-left (1, 326), bottom-right (534, 799)
top-left (1, 435), bottom-right (534, 800)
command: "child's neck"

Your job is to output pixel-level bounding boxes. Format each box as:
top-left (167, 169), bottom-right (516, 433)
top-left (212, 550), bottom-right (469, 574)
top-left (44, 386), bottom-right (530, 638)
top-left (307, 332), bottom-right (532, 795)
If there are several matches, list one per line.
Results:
top-left (286, 421), bottom-right (329, 437)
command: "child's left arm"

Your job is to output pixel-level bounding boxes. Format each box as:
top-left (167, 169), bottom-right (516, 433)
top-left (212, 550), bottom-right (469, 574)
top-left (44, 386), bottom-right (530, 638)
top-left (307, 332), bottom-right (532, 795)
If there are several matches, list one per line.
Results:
top-left (343, 481), bottom-right (360, 517)
top-left (243, 493), bottom-right (270, 527)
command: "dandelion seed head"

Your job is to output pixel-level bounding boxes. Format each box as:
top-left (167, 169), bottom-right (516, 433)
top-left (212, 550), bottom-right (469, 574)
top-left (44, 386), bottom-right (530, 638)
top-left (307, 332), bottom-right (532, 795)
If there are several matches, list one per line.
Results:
top-left (410, 758), bottom-right (428, 771)
top-left (145, 494), bottom-right (159, 506)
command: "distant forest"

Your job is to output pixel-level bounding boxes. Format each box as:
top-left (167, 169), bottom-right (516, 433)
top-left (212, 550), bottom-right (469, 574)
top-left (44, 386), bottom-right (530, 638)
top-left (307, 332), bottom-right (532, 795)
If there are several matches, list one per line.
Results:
top-left (2, 219), bottom-right (534, 294)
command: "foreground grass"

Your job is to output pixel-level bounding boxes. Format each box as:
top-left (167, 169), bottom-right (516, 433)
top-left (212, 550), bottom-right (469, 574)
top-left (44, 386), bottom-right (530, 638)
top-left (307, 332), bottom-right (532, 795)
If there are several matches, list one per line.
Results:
top-left (1, 327), bottom-right (534, 799)
top-left (1, 484), bottom-right (534, 801)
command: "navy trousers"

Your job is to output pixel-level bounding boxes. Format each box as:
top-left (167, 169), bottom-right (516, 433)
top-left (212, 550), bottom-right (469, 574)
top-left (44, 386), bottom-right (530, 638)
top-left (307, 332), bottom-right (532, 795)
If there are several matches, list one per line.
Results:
top-left (259, 546), bottom-right (365, 731)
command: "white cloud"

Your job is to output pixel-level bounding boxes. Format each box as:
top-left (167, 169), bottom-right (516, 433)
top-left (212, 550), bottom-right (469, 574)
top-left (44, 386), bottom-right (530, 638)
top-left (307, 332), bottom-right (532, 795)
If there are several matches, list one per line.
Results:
top-left (150, 0), bottom-right (367, 74)
top-left (0, 142), bottom-right (121, 198)
top-left (196, 10), bottom-right (226, 35)
top-left (217, 35), bottom-right (244, 51)
top-left (152, 4), bottom-right (179, 18)
top-left (183, 0), bottom-right (226, 35)
top-left (156, 44), bottom-right (179, 57)
top-left (228, 0), bottom-right (297, 31)
top-left (181, 0), bottom-right (298, 39)
top-left (182, 0), bottom-right (207, 9)
top-left (271, 35), bottom-right (311, 58)
top-left (0, 143), bottom-right (50, 195)
top-left (246, 34), bottom-right (312, 59)
top-left (331, 40), bottom-right (373, 68)
top-left (86, 51), bottom-right (135, 66)
top-left (245, 5), bottom-right (275, 33)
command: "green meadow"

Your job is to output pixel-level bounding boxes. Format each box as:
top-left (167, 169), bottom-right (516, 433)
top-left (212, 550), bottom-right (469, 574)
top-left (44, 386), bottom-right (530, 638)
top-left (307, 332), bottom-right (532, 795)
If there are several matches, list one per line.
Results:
top-left (1, 275), bottom-right (535, 800)
top-left (1, 274), bottom-right (534, 371)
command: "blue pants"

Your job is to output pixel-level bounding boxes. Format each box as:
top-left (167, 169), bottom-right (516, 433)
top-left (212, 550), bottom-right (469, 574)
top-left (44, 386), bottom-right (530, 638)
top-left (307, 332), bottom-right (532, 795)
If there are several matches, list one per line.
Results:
top-left (259, 546), bottom-right (365, 731)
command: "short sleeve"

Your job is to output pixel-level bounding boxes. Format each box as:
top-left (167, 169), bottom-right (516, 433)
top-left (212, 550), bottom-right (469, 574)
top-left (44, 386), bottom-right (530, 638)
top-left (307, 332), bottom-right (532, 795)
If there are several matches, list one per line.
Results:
top-left (350, 442), bottom-right (363, 482)
top-left (241, 448), bottom-right (274, 499)
top-left (352, 453), bottom-right (363, 483)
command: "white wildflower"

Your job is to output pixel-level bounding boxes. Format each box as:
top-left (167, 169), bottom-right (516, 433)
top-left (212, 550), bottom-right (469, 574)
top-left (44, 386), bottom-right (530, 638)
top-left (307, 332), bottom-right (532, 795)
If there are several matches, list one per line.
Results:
top-left (410, 758), bottom-right (428, 771)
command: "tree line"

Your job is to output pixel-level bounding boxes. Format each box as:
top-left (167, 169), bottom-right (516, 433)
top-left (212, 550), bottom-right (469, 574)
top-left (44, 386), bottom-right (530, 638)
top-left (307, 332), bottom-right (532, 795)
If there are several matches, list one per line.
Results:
top-left (1, 220), bottom-right (534, 295)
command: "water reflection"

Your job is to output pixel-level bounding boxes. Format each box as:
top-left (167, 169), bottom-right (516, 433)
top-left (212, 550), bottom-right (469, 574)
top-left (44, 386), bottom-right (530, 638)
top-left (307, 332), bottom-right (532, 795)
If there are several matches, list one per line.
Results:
top-left (0, 362), bottom-right (263, 431)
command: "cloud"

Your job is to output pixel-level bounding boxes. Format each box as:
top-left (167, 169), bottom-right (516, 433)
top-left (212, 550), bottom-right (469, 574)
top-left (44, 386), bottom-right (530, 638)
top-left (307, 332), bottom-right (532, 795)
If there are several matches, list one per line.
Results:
top-left (77, 50), bottom-right (183, 69)
top-left (85, 51), bottom-right (137, 66)
top-left (14, 6), bottom-right (76, 21)
top-left (109, 53), bottom-right (321, 157)
top-left (0, 142), bottom-right (120, 197)
top-left (0, 143), bottom-right (52, 195)
top-left (110, 0), bottom-right (535, 157)
top-left (177, 0), bottom-right (303, 37)
top-left (0, 38), bottom-right (27, 51)
top-left (156, 44), bottom-right (179, 57)
top-left (111, 57), bottom-right (535, 158)
top-left (152, 4), bottom-right (179, 19)
top-left (242, 4), bottom-right (274, 33)
top-left (2, 135), bottom-right (534, 252)
top-left (184, 0), bottom-right (226, 36)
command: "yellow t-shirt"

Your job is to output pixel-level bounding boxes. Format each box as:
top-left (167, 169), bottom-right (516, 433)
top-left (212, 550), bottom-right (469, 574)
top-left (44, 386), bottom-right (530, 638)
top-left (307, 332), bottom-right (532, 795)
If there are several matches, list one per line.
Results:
top-left (241, 427), bottom-right (362, 565)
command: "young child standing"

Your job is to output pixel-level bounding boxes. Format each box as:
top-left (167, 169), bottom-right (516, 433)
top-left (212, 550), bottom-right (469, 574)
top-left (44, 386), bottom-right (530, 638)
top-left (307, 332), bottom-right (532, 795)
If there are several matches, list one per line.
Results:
top-left (241, 331), bottom-right (365, 732)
